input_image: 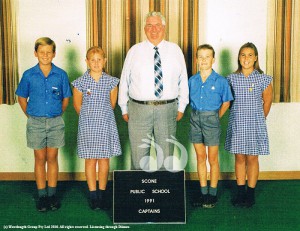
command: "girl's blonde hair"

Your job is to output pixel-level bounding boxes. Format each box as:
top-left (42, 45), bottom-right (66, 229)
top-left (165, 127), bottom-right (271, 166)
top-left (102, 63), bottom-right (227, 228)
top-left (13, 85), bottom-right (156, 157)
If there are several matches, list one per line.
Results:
top-left (86, 46), bottom-right (106, 59)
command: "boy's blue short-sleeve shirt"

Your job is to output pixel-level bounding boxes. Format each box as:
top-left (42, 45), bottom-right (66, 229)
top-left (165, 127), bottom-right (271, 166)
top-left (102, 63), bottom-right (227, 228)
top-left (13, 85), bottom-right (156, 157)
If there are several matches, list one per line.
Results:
top-left (188, 70), bottom-right (233, 111)
top-left (16, 64), bottom-right (72, 117)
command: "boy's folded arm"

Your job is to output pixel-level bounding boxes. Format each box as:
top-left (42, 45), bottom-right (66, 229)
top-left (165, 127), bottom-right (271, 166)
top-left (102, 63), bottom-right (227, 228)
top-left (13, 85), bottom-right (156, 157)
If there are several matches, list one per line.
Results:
top-left (62, 97), bottom-right (70, 113)
top-left (219, 101), bottom-right (230, 118)
top-left (18, 96), bottom-right (28, 117)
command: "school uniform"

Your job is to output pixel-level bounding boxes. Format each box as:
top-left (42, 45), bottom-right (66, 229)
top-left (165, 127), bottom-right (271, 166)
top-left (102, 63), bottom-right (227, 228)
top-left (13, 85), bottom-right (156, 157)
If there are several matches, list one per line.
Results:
top-left (16, 63), bottom-right (72, 149)
top-left (72, 71), bottom-right (122, 159)
top-left (189, 70), bottom-right (233, 145)
top-left (225, 70), bottom-right (272, 155)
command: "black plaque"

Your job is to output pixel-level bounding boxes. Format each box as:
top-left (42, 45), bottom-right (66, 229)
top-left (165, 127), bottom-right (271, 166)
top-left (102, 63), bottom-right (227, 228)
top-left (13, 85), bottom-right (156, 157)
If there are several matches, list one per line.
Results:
top-left (113, 170), bottom-right (186, 224)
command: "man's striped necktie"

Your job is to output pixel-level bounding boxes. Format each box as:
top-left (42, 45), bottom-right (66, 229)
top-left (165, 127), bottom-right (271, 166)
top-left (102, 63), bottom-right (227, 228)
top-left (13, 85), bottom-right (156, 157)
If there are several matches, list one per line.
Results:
top-left (154, 46), bottom-right (163, 98)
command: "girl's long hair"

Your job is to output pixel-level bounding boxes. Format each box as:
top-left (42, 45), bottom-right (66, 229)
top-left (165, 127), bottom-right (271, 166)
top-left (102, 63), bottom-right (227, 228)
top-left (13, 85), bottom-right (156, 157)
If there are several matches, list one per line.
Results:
top-left (235, 42), bottom-right (263, 74)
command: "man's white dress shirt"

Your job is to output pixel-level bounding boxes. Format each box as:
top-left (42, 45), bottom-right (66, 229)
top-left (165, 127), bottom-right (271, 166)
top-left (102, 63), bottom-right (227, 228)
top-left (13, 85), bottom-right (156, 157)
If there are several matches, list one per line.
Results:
top-left (118, 40), bottom-right (189, 114)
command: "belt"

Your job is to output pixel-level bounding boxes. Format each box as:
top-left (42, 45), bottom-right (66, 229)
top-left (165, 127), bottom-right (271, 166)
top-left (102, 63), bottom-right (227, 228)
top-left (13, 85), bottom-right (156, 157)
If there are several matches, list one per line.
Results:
top-left (130, 98), bottom-right (176, 106)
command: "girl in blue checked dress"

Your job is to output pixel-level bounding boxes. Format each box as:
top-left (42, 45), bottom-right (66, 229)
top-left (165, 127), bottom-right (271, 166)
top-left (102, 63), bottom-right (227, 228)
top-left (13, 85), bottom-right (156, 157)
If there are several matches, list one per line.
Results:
top-left (225, 42), bottom-right (273, 208)
top-left (72, 46), bottom-right (122, 210)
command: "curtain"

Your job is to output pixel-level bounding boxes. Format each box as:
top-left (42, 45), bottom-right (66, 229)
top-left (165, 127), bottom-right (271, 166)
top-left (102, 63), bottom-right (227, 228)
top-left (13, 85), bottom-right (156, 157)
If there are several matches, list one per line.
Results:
top-left (267, 0), bottom-right (300, 102)
top-left (86, 0), bottom-right (200, 78)
top-left (0, 0), bottom-right (19, 105)
top-left (290, 0), bottom-right (300, 101)
top-left (86, 0), bottom-right (124, 76)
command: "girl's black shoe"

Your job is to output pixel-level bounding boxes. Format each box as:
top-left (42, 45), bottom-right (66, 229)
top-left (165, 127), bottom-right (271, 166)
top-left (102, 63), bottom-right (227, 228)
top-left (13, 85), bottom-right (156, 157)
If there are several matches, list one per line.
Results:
top-left (232, 194), bottom-right (246, 207)
top-left (245, 187), bottom-right (255, 208)
top-left (232, 185), bottom-right (246, 207)
top-left (89, 198), bottom-right (100, 210)
top-left (99, 197), bottom-right (110, 210)
top-left (245, 197), bottom-right (255, 208)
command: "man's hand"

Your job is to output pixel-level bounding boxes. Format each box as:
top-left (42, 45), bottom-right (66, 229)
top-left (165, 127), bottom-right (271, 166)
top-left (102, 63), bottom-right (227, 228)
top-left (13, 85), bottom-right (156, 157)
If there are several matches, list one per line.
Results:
top-left (176, 111), bottom-right (184, 121)
top-left (123, 114), bottom-right (129, 122)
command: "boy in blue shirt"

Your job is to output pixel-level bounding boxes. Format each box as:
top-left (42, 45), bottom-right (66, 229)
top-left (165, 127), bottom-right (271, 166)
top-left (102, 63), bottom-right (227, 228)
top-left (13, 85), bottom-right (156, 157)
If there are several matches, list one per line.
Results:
top-left (16, 37), bottom-right (72, 212)
top-left (189, 44), bottom-right (233, 208)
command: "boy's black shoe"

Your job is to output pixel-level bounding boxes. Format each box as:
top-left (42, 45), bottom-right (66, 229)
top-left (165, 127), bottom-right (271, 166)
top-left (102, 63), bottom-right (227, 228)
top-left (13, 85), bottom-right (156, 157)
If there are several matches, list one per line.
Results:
top-left (192, 192), bottom-right (204, 207)
top-left (202, 194), bottom-right (217, 208)
top-left (48, 195), bottom-right (61, 211)
top-left (36, 196), bottom-right (49, 212)
top-left (89, 198), bottom-right (100, 210)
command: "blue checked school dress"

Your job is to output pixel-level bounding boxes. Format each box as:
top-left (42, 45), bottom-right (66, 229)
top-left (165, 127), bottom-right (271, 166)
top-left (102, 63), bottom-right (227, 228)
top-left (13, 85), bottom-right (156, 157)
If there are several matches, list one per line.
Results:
top-left (225, 70), bottom-right (272, 155)
top-left (72, 71), bottom-right (122, 159)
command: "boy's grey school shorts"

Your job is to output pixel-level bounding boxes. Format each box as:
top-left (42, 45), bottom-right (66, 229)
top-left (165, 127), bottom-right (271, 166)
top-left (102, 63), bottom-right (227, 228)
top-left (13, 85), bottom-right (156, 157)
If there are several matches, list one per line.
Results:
top-left (26, 116), bottom-right (65, 150)
top-left (189, 110), bottom-right (220, 146)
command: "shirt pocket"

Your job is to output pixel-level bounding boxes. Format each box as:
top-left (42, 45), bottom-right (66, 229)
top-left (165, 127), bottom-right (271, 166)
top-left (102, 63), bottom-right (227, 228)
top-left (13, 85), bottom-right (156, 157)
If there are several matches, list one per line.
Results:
top-left (51, 87), bottom-right (62, 100)
top-left (209, 88), bottom-right (222, 107)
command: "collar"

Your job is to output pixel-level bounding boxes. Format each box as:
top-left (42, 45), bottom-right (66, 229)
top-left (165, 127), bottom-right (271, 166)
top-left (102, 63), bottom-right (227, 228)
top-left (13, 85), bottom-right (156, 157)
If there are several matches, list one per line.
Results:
top-left (83, 70), bottom-right (107, 80)
top-left (199, 69), bottom-right (218, 82)
top-left (32, 63), bottom-right (59, 75)
top-left (239, 69), bottom-right (260, 77)
top-left (146, 39), bottom-right (165, 50)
